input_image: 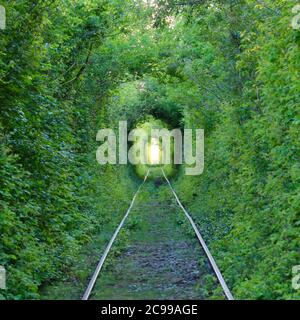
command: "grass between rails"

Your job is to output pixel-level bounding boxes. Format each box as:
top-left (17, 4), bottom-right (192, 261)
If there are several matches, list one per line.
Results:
top-left (41, 178), bottom-right (226, 300)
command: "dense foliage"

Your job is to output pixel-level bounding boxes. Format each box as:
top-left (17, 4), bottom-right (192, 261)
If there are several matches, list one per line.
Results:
top-left (0, 0), bottom-right (299, 299)
top-left (0, 0), bottom-right (138, 299)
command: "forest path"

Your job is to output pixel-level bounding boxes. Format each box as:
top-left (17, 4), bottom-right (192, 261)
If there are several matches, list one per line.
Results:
top-left (89, 181), bottom-right (218, 300)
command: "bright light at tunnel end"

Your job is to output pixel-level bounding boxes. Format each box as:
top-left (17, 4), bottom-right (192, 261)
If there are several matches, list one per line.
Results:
top-left (96, 121), bottom-right (204, 176)
top-left (149, 138), bottom-right (160, 165)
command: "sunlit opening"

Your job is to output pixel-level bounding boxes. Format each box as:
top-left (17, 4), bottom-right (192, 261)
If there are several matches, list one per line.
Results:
top-left (148, 138), bottom-right (160, 165)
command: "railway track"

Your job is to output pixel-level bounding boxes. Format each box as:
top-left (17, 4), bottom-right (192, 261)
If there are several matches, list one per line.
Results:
top-left (82, 169), bottom-right (234, 300)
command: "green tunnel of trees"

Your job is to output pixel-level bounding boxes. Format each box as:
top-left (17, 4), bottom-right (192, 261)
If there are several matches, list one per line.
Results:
top-left (0, 0), bottom-right (299, 299)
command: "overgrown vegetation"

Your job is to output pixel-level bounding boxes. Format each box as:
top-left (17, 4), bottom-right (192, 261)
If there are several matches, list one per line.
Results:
top-left (0, 0), bottom-right (299, 299)
top-left (0, 0), bottom-right (138, 299)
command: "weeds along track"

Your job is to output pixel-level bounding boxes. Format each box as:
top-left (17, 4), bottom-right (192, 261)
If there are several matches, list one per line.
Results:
top-left (82, 170), bottom-right (234, 300)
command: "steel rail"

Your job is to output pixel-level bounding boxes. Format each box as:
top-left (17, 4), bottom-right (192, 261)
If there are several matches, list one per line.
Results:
top-left (161, 168), bottom-right (234, 300)
top-left (82, 170), bottom-right (150, 300)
